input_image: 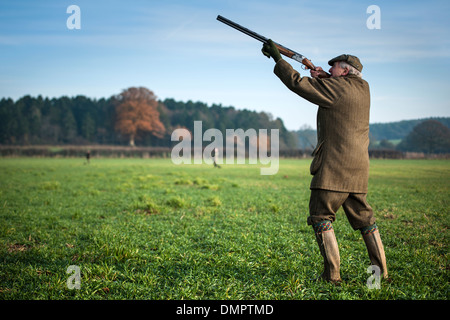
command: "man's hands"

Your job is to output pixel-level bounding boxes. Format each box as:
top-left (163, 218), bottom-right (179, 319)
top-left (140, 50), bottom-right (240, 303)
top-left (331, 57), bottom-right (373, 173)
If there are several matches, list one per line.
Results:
top-left (310, 67), bottom-right (331, 79)
top-left (261, 39), bottom-right (282, 62)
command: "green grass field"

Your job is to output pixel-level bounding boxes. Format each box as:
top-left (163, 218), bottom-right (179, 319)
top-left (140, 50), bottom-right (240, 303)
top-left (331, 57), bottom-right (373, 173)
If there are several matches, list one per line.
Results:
top-left (0, 158), bottom-right (448, 300)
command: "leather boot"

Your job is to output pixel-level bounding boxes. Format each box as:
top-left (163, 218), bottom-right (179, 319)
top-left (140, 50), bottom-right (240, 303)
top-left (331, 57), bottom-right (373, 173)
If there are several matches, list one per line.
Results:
top-left (361, 225), bottom-right (388, 279)
top-left (314, 221), bottom-right (341, 283)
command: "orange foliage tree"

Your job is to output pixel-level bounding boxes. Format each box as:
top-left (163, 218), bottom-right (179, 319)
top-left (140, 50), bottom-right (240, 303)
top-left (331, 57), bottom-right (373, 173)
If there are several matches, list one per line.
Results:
top-left (114, 87), bottom-right (165, 146)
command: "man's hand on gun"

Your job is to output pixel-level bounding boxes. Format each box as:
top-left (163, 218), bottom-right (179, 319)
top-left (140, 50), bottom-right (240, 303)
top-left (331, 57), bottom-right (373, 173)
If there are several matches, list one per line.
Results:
top-left (261, 39), bottom-right (282, 62)
top-left (310, 66), bottom-right (331, 79)
top-left (261, 39), bottom-right (330, 79)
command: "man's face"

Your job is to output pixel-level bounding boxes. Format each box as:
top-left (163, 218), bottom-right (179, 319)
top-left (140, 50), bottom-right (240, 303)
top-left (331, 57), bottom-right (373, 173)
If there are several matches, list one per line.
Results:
top-left (329, 61), bottom-right (349, 78)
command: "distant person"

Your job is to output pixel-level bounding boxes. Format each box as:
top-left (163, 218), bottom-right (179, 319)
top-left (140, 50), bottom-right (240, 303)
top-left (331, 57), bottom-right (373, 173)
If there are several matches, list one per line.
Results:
top-left (213, 148), bottom-right (221, 168)
top-left (85, 150), bottom-right (90, 165)
top-left (262, 41), bottom-right (388, 283)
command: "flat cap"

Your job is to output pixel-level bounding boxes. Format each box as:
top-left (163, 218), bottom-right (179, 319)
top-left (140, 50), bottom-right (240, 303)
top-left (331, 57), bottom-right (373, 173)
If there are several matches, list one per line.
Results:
top-left (328, 54), bottom-right (363, 72)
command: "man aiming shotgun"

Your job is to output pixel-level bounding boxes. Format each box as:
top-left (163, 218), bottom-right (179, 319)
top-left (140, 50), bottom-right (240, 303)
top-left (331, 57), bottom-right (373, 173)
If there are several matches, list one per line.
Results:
top-left (217, 15), bottom-right (321, 73)
top-left (218, 15), bottom-right (388, 283)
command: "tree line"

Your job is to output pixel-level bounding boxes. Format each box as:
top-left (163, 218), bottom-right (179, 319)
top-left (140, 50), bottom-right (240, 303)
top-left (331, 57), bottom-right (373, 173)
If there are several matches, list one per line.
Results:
top-left (1, 86), bottom-right (449, 154)
top-left (0, 87), bottom-right (297, 149)
top-left (295, 118), bottom-right (450, 154)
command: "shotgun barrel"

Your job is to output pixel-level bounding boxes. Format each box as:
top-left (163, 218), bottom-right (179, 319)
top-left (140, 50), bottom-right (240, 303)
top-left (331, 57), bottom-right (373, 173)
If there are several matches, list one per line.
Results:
top-left (217, 15), bottom-right (316, 70)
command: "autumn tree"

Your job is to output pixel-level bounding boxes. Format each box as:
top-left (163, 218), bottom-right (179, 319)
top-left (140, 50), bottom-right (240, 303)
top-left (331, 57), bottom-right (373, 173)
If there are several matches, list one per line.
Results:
top-left (114, 87), bottom-right (165, 146)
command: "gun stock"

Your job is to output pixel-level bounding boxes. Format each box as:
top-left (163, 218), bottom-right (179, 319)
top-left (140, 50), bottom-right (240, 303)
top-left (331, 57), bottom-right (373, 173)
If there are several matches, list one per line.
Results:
top-left (217, 15), bottom-right (316, 70)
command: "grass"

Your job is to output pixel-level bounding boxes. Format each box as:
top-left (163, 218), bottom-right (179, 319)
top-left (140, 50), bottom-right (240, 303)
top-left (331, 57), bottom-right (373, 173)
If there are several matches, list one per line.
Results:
top-left (0, 158), bottom-right (448, 300)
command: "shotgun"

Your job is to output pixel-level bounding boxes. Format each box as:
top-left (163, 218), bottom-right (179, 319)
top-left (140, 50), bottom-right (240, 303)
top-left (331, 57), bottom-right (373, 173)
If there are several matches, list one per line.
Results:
top-left (217, 15), bottom-right (316, 70)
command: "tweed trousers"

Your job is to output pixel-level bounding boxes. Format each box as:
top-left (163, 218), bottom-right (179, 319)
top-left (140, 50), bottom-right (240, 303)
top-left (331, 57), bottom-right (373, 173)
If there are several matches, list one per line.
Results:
top-left (308, 189), bottom-right (376, 230)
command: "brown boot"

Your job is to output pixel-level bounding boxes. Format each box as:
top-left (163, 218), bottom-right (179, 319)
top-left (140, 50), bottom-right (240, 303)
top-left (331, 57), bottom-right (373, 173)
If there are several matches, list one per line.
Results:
top-left (361, 225), bottom-right (388, 279)
top-left (313, 221), bottom-right (341, 283)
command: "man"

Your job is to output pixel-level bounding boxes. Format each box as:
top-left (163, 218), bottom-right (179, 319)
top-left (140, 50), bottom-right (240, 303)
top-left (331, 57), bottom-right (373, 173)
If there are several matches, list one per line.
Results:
top-left (262, 40), bottom-right (388, 283)
top-left (213, 147), bottom-right (221, 168)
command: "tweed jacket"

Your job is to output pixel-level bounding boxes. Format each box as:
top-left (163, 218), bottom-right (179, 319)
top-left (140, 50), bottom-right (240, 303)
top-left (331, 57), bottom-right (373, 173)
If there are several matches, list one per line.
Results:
top-left (274, 59), bottom-right (371, 193)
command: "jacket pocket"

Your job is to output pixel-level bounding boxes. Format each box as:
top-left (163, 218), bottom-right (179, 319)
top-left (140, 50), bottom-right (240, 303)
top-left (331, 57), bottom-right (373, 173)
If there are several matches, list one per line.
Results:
top-left (310, 140), bottom-right (325, 175)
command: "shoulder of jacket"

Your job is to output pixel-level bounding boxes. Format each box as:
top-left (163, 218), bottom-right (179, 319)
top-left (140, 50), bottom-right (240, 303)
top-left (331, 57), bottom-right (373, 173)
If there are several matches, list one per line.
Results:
top-left (345, 74), bottom-right (368, 84)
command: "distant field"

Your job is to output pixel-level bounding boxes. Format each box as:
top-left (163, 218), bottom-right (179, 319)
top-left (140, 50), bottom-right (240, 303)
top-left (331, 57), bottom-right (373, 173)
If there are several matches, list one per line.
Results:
top-left (0, 158), bottom-right (448, 299)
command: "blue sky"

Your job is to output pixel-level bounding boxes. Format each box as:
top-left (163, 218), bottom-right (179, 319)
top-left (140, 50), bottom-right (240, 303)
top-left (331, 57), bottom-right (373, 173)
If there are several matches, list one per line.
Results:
top-left (0, 0), bottom-right (449, 130)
